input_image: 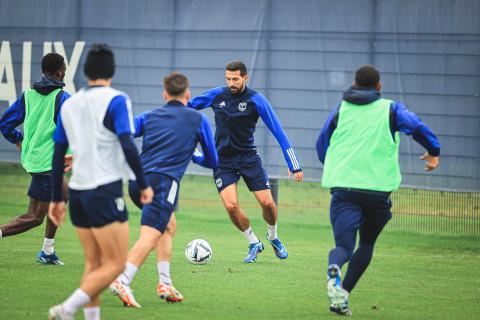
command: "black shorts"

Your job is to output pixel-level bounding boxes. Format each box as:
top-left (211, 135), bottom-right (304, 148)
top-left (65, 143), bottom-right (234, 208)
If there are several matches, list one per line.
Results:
top-left (69, 180), bottom-right (128, 228)
top-left (213, 153), bottom-right (270, 193)
top-left (28, 171), bottom-right (53, 202)
top-left (129, 173), bottom-right (179, 233)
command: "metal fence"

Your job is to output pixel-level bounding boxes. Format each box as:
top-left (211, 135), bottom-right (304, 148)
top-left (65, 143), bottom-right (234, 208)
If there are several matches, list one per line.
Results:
top-left (178, 175), bottom-right (480, 236)
top-left (0, 0), bottom-right (479, 235)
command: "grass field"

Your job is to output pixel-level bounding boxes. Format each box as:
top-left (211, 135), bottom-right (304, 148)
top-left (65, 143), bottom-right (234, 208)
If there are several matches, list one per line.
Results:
top-left (0, 163), bottom-right (479, 319)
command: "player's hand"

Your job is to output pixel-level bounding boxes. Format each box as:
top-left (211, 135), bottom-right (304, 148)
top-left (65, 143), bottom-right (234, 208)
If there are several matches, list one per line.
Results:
top-left (15, 141), bottom-right (22, 150)
top-left (288, 170), bottom-right (304, 182)
top-left (420, 153), bottom-right (439, 171)
top-left (48, 201), bottom-right (66, 227)
top-left (140, 186), bottom-right (154, 205)
top-left (64, 155), bottom-right (73, 173)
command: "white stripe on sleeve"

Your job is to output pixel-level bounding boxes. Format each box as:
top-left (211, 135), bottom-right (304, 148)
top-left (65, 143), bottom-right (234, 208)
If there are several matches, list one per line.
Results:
top-left (286, 148), bottom-right (300, 170)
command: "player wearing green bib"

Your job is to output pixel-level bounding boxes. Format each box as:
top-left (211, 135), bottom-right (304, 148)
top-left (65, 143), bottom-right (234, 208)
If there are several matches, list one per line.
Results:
top-left (0, 53), bottom-right (70, 265)
top-left (317, 65), bottom-right (440, 316)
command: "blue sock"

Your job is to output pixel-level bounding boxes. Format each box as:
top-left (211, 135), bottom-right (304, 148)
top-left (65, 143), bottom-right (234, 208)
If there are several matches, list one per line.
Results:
top-left (328, 229), bottom-right (356, 271)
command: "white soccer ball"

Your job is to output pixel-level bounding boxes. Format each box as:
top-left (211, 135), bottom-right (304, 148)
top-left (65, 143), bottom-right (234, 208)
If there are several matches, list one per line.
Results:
top-left (185, 239), bottom-right (212, 265)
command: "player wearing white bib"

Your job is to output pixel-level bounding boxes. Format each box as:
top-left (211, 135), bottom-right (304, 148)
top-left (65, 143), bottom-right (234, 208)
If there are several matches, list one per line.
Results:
top-left (47, 43), bottom-right (153, 320)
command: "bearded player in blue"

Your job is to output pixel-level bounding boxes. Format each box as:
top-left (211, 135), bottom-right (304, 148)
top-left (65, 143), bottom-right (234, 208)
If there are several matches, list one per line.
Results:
top-left (189, 60), bottom-right (304, 263)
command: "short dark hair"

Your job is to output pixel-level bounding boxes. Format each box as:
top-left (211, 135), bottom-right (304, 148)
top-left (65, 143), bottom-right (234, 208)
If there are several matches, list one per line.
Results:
top-left (84, 43), bottom-right (115, 80)
top-left (41, 53), bottom-right (65, 75)
top-left (163, 72), bottom-right (189, 97)
top-left (226, 60), bottom-right (247, 76)
top-left (354, 65), bottom-right (380, 89)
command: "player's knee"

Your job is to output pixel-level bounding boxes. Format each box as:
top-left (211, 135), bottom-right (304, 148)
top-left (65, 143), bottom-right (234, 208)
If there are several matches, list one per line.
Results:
top-left (107, 263), bottom-right (125, 278)
top-left (225, 202), bottom-right (240, 215)
top-left (166, 219), bottom-right (177, 236)
top-left (140, 234), bottom-right (160, 251)
top-left (261, 199), bottom-right (276, 212)
top-left (106, 257), bottom-right (127, 276)
top-left (84, 259), bottom-right (101, 273)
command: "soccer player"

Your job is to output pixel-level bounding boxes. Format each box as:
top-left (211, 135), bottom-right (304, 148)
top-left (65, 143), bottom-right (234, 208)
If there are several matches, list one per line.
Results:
top-left (0, 53), bottom-right (70, 265)
top-left (317, 65), bottom-right (440, 316)
top-left (110, 72), bottom-right (218, 307)
top-left (47, 43), bottom-right (153, 320)
top-left (189, 60), bottom-right (303, 263)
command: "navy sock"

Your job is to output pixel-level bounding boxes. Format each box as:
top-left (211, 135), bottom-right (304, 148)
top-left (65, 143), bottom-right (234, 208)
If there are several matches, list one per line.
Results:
top-left (328, 228), bottom-right (356, 271)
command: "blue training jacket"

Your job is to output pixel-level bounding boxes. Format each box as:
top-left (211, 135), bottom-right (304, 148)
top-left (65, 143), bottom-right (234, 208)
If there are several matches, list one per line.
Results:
top-left (188, 86), bottom-right (301, 173)
top-left (134, 100), bottom-right (218, 182)
top-left (316, 87), bottom-right (441, 164)
top-left (0, 75), bottom-right (70, 144)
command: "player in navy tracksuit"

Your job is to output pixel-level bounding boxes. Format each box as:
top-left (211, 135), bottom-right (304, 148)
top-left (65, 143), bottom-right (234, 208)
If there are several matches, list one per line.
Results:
top-left (110, 72), bottom-right (218, 307)
top-left (189, 60), bottom-right (303, 263)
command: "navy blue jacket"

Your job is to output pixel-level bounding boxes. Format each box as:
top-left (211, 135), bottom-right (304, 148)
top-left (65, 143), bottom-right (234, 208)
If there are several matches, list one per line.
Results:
top-left (188, 86), bottom-right (301, 173)
top-left (134, 100), bottom-right (218, 182)
top-left (316, 87), bottom-right (441, 164)
top-left (0, 75), bottom-right (70, 144)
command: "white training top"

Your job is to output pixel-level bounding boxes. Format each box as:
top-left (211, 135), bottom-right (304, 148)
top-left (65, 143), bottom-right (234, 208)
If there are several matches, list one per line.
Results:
top-left (60, 86), bottom-right (135, 190)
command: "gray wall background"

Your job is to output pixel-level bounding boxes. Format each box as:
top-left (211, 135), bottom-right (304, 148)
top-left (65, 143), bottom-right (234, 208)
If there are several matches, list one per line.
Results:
top-left (0, 0), bottom-right (479, 191)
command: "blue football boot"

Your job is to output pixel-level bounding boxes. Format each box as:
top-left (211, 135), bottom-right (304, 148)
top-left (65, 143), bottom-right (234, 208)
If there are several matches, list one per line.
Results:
top-left (244, 241), bottom-right (264, 263)
top-left (37, 251), bottom-right (64, 265)
top-left (327, 264), bottom-right (351, 316)
top-left (266, 234), bottom-right (288, 259)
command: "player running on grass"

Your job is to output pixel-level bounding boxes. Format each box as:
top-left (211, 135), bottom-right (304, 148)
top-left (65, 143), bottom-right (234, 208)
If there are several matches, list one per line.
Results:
top-left (317, 65), bottom-right (440, 316)
top-left (110, 72), bottom-right (218, 307)
top-left (47, 43), bottom-right (153, 320)
top-left (0, 53), bottom-right (70, 265)
top-left (189, 60), bottom-right (303, 263)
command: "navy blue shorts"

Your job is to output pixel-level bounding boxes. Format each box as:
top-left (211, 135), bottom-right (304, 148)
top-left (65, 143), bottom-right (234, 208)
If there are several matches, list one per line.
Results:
top-left (214, 152), bottom-right (270, 193)
top-left (28, 171), bottom-right (53, 202)
top-left (69, 180), bottom-right (128, 228)
top-left (330, 188), bottom-right (392, 244)
top-left (129, 173), bottom-right (178, 233)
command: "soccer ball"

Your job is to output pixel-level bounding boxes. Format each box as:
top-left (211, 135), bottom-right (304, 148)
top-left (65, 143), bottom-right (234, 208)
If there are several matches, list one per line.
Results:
top-left (185, 239), bottom-right (212, 265)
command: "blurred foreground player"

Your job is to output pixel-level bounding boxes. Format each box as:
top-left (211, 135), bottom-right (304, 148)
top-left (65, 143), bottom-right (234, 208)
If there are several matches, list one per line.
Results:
top-left (47, 43), bottom-right (153, 320)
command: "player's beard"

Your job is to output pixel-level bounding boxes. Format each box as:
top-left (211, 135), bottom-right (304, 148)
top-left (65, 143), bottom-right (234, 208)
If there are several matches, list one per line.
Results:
top-left (229, 83), bottom-right (244, 95)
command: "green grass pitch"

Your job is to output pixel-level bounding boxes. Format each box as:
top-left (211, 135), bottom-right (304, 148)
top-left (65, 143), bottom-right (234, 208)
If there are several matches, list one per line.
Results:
top-left (0, 163), bottom-right (479, 319)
